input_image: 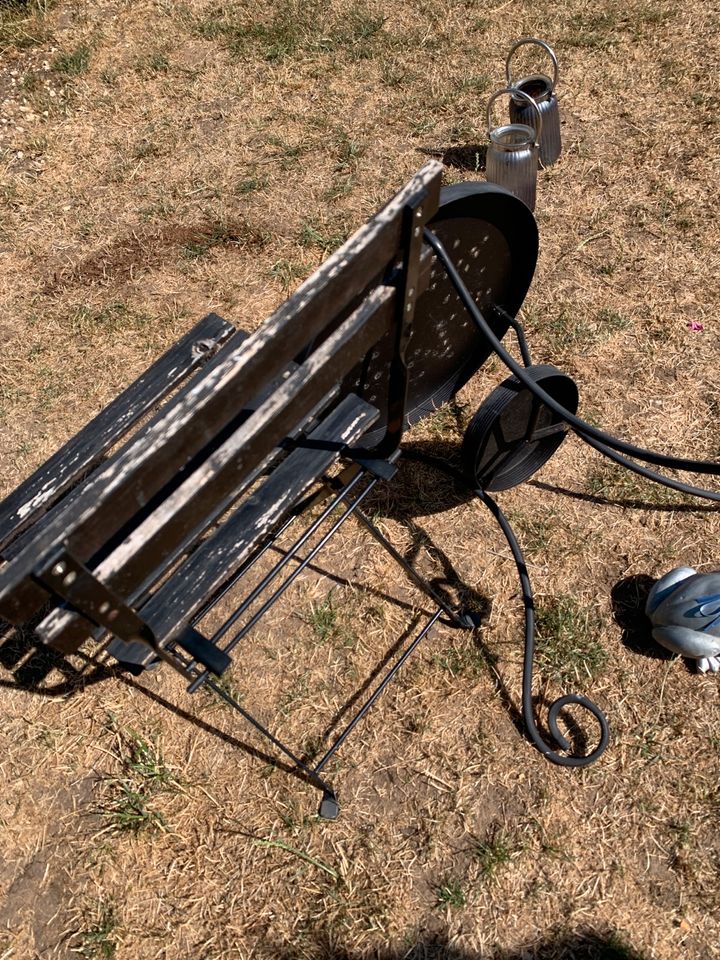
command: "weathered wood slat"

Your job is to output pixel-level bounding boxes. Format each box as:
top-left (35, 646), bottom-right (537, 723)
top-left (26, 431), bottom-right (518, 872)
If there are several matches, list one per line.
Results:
top-left (36, 360), bottom-right (335, 652)
top-left (0, 328), bottom-right (252, 622)
top-left (140, 394), bottom-right (379, 645)
top-left (0, 161), bottom-right (442, 626)
top-left (2, 326), bottom-right (249, 567)
top-left (35, 285), bottom-right (395, 649)
top-left (2, 326), bottom-right (249, 570)
top-left (0, 313), bottom-right (235, 556)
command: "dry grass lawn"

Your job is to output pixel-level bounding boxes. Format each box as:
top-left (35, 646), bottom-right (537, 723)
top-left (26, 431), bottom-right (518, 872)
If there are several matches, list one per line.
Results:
top-left (0, 0), bottom-right (719, 958)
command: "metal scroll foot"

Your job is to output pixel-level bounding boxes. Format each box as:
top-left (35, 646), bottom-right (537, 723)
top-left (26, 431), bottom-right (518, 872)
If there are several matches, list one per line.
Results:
top-left (399, 449), bottom-right (610, 768)
top-left (478, 487), bottom-right (610, 767)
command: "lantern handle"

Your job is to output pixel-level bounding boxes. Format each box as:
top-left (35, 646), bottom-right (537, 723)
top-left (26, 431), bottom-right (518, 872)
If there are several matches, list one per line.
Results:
top-left (506, 37), bottom-right (559, 92)
top-left (486, 87), bottom-right (542, 147)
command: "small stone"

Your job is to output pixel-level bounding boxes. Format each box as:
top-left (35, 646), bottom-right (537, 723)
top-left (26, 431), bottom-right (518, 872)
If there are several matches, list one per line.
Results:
top-left (16, 151), bottom-right (24, 160)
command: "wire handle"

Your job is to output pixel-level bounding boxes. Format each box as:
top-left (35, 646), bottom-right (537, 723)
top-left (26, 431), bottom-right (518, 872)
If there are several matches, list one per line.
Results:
top-left (486, 87), bottom-right (543, 146)
top-left (506, 37), bottom-right (559, 91)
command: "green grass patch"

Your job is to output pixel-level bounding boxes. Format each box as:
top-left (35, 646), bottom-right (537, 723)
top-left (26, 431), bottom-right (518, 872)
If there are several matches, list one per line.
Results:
top-left (101, 782), bottom-right (168, 835)
top-left (182, 220), bottom-right (268, 259)
top-left (203, 672), bottom-right (244, 709)
top-left (333, 130), bottom-right (365, 173)
top-left (423, 400), bottom-right (466, 439)
top-left (507, 511), bottom-right (555, 555)
top-left (98, 716), bottom-right (178, 835)
top-left (190, 0), bottom-right (387, 63)
top-left (76, 901), bottom-right (118, 959)
top-left (474, 829), bottom-right (516, 880)
top-left (235, 175), bottom-right (266, 195)
top-left (268, 257), bottom-right (308, 290)
top-left (53, 43), bottom-right (91, 76)
top-left (298, 218), bottom-right (350, 254)
top-left (435, 879), bottom-right (466, 908)
top-left (585, 461), bottom-right (690, 506)
top-left (534, 596), bottom-right (608, 687)
top-left (433, 640), bottom-right (498, 678)
top-left (135, 52), bottom-right (170, 75)
top-left (596, 307), bottom-right (631, 335)
top-left (564, 11), bottom-right (622, 50)
top-left (70, 302), bottom-right (152, 335)
top-left (0, 0), bottom-right (52, 51)
top-left (301, 593), bottom-right (355, 646)
top-left (528, 302), bottom-right (632, 356)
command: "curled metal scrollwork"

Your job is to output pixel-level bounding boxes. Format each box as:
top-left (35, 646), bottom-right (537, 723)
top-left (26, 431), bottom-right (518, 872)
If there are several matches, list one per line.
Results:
top-left (402, 450), bottom-right (610, 767)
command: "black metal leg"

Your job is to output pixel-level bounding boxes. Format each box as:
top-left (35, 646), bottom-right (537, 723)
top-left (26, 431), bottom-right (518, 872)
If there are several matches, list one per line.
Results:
top-left (212, 471), bottom-right (371, 649)
top-left (204, 676), bottom-right (340, 818)
top-left (313, 608), bottom-right (443, 774)
top-left (187, 473), bottom-right (378, 694)
top-left (181, 463), bottom-right (484, 818)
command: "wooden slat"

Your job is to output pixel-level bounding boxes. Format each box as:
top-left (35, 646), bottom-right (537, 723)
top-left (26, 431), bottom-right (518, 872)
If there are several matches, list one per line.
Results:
top-left (36, 360), bottom-right (336, 652)
top-left (0, 313), bottom-right (236, 555)
top-left (2, 326), bottom-right (249, 568)
top-left (3, 326), bottom-right (251, 568)
top-left (35, 285), bottom-right (395, 648)
top-left (141, 394), bottom-right (379, 645)
top-left (0, 326), bottom-right (249, 622)
top-left (0, 163), bottom-right (441, 625)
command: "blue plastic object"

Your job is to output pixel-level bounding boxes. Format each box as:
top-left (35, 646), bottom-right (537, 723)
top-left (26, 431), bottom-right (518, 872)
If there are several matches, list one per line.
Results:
top-left (645, 566), bottom-right (720, 673)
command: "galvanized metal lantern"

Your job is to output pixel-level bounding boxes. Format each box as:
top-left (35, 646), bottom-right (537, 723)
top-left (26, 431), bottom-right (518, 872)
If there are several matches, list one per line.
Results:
top-left (506, 37), bottom-right (561, 166)
top-left (485, 87), bottom-right (542, 211)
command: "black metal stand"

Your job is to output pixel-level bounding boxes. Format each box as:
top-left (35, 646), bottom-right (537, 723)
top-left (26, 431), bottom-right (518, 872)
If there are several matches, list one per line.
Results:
top-left (164, 463), bottom-right (479, 819)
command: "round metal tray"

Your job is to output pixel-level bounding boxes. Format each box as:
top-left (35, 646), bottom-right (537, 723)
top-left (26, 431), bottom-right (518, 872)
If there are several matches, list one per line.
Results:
top-left (356, 181), bottom-right (539, 447)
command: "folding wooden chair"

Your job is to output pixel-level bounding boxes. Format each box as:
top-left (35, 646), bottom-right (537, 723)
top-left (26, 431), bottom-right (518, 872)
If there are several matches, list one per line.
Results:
top-left (0, 161), bottom-right (606, 816)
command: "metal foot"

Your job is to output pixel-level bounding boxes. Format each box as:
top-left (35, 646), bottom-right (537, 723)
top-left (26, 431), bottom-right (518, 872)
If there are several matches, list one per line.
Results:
top-left (455, 610), bottom-right (483, 629)
top-left (318, 791), bottom-right (340, 820)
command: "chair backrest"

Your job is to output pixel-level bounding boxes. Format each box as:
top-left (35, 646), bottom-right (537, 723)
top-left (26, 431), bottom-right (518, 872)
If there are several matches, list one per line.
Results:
top-left (0, 161), bottom-right (443, 664)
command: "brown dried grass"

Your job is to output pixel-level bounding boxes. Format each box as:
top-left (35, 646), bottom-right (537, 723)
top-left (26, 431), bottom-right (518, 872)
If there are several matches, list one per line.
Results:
top-left (0, 1), bottom-right (719, 958)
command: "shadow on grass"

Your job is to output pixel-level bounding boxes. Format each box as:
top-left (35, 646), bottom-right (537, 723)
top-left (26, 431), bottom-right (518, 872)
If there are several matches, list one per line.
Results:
top-left (269, 926), bottom-right (647, 959)
top-left (609, 574), bottom-right (669, 660)
top-left (0, 614), bottom-right (116, 695)
top-left (530, 478), bottom-right (718, 514)
top-left (417, 144), bottom-right (488, 172)
top-left (0, 613), bottom-right (332, 795)
top-left (610, 574), bottom-right (694, 674)
top-left (367, 440), bottom-right (472, 519)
